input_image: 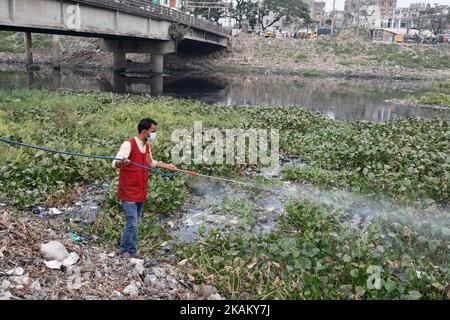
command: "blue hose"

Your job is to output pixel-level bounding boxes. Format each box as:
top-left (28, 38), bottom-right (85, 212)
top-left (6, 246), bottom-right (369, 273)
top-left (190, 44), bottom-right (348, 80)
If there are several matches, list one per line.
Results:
top-left (0, 137), bottom-right (182, 177)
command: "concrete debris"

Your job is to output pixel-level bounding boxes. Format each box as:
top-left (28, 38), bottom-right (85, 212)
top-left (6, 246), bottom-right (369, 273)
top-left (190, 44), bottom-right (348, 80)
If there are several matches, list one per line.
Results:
top-left (0, 291), bottom-right (13, 300)
top-left (6, 267), bottom-right (24, 276)
top-left (1, 280), bottom-right (11, 291)
top-left (49, 208), bottom-right (62, 215)
top-left (62, 252), bottom-right (80, 267)
top-left (150, 267), bottom-right (166, 278)
top-left (129, 258), bottom-right (144, 275)
top-left (40, 241), bottom-right (69, 261)
top-left (123, 283), bottom-right (139, 297)
top-left (144, 274), bottom-right (157, 286)
top-left (44, 260), bottom-right (63, 270)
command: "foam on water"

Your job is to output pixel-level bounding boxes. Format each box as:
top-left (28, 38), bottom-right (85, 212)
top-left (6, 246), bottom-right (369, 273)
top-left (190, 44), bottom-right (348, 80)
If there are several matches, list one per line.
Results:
top-left (169, 172), bottom-right (450, 243)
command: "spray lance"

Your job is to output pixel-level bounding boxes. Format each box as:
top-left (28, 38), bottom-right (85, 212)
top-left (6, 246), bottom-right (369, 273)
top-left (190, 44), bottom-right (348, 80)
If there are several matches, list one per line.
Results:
top-left (0, 137), bottom-right (247, 185)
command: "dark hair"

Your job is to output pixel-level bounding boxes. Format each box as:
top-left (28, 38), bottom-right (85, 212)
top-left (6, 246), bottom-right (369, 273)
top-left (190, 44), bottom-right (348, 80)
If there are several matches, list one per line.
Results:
top-left (137, 118), bottom-right (157, 133)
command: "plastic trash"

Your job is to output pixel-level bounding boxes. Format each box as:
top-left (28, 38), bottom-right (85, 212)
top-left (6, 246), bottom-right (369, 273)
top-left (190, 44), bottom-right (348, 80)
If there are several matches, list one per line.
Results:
top-left (70, 232), bottom-right (85, 242)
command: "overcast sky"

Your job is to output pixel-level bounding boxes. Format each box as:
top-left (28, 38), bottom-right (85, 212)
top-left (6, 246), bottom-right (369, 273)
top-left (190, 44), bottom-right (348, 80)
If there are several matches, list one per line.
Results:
top-left (325, 0), bottom-right (450, 12)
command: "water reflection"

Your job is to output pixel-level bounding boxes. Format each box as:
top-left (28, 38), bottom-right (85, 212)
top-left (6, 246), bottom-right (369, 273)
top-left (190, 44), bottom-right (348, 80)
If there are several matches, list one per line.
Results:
top-left (0, 64), bottom-right (448, 122)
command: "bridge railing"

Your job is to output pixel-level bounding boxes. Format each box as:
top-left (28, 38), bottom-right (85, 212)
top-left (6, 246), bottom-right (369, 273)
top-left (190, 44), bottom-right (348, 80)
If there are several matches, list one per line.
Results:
top-left (77, 0), bottom-right (231, 37)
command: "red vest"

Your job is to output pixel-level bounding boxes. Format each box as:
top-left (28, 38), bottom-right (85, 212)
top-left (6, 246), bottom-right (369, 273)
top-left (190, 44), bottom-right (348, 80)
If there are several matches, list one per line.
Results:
top-left (117, 138), bottom-right (150, 202)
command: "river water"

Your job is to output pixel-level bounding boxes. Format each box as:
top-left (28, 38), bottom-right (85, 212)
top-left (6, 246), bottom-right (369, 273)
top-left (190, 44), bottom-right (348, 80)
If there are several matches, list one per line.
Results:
top-left (0, 64), bottom-right (449, 122)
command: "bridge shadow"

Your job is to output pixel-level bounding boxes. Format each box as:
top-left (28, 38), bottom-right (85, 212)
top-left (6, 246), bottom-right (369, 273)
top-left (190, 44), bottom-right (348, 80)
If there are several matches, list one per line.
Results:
top-left (18, 67), bottom-right (228, 98)
top-left (177, 39), bottom-right (228, 56)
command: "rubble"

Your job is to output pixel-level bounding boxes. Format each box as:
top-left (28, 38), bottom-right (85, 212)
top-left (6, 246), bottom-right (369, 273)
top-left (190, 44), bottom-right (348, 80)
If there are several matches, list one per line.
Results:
top-left (0, 206), bottom-right (209, 300)
top-left (129, 258), bottom-right (145, 275)
top-left (123, 283), bottom-right (139, 297)
top-left (0, 291), bottom-right (13, 300)
top-left (40, 241), bottom-right (69, 261)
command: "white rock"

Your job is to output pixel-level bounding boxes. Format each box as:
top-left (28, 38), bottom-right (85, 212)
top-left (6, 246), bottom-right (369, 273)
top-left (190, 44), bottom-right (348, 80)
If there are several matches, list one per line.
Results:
top-left (49, 208), bottom-right (62, 215)
top-left (44, 260), bottom-right (62, 269)
top-left (62, 252), bottom-right (80, 267)
top-left (0, 291), bottom-right (13, 300)
top-left (151, 267), bottom-right (166, 278)
top-left (129, 258), bottom-right (145, 274)
top-left (6, 267), bottom-right (24, 276)
top-left (183, 219), bottom-right (195, 226)
top-left (144, 274), bottom-right (157, 286)
top-left (40, 241), bottom-right (69, 261)
top-left (1, 280), bottom-right (11, 291)
top-left (123, 284), bottom-right (138, 297)
top-left (129, 258), bottom-right (143, 265)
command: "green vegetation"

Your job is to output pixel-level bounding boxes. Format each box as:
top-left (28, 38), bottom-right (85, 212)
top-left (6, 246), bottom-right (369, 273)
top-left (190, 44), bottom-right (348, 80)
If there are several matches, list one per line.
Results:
top-left (433, 80), bottom-right (450, 89)
top-left (0, 31), bottom-right (51, 53)
top-left (297, 69), bottom-right (329, 77)
top-left (178, 200), bottom-right (449, 299)
top-left (1, 90), bottom-right (448, 206)
top-left (370, 45), bottom-right (450, 70)
top-left (407, 92), bottom-right (450, 107)
top-left (0, 90), bottom-right (449, 299)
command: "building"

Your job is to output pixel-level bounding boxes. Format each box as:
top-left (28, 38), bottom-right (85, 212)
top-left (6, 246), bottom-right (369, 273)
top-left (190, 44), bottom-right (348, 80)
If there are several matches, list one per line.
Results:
top-left (373, 27), bottom-right (408, 42)
top-left (390, 3), bottom-right (449, 31)
top-left (153, 0), bottom-right (182, 9)
top-left (311, 1), bottom-right (326, 27)
top-left (344, 0), bottom-right (398, 28)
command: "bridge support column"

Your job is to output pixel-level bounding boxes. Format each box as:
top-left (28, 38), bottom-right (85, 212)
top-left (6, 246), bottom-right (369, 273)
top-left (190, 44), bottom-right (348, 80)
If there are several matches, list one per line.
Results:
top-left (113, 52), bottom-right (126, 73)
top-left (151, 75), bottom-right (163, 96)
top-left (151, 54), bottom-right (164, 74)
top-left (24, 32), bottom-right (33, 66)
top-left (52, 35), bottom-right (61, 69)
top-left (100, 39), bottom-right (175, 74)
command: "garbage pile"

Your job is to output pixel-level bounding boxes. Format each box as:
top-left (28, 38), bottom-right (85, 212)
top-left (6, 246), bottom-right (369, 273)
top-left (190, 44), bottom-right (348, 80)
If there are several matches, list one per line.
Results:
top-left (0, 207), bottom-right (224, 300)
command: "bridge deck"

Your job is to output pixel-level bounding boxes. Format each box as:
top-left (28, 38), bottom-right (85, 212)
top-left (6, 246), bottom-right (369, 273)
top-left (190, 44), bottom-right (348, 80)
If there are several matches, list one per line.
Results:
top-left (78, 0), bottom-right (231, 37)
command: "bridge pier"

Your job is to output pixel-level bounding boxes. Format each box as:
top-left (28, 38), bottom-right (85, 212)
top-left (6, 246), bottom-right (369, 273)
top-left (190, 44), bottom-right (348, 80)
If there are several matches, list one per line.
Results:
top-left (51, 35), bottom-right (61, 70)
top-left (151, 54), bottom-right (164, 74)
top-left (24, 32), bottom-right (33, 66)
top-left (101, 39), bottom-right (175, 74)
top-left (113, 52), bottom-right (126, 73)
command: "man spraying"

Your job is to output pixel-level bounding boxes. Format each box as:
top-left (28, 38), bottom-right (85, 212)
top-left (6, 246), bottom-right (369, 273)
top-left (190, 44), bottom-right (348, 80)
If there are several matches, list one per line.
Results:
top-left (112, 118), bottom-right (177, 259)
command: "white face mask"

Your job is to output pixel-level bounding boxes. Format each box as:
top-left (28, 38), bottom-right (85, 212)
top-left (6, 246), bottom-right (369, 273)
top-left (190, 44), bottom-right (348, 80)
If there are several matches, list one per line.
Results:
top-left (147, 132), bottom-right (157, 142)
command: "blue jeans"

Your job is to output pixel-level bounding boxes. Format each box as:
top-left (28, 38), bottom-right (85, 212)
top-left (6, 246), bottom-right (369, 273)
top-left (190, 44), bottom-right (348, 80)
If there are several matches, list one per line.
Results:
top-left (119, 201), bottom-right (144, 255)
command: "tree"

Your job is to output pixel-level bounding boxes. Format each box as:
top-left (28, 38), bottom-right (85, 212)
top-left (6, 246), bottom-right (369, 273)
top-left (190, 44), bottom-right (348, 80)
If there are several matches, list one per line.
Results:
top-left (253, 0), bottom-right (312, 31)
top-left (186, 1), bottom-right (227, 24)
top-left (230, 0), bottom-right (257, 29)
top-left (193, 7), bottom-right (225, 23)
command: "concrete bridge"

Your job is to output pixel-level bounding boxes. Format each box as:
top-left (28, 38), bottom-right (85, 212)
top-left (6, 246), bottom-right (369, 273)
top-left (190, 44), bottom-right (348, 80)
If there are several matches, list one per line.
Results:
top-left (0, 0), bottom-right (231, 73)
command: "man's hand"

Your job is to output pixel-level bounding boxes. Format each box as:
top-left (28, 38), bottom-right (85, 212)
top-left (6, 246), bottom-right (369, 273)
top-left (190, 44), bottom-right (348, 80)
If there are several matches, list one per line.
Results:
top-left (115, 158), bottom-right (131, 168)
top-left (164, 163), bottom-right (178, 172)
